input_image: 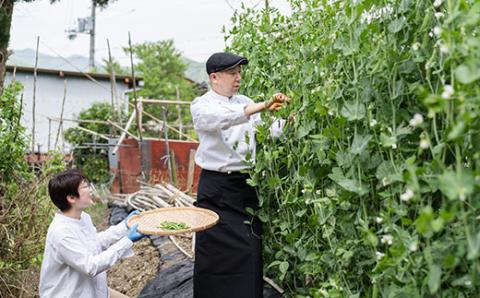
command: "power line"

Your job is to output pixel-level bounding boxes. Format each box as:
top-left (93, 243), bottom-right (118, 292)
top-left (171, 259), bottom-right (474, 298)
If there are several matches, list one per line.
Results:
top-left (38, 39), bottom-right (113, 93)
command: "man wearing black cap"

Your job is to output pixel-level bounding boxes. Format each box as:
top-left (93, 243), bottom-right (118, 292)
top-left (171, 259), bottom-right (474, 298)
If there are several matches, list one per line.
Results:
top-left (190, 52), bottom-right (289, 298)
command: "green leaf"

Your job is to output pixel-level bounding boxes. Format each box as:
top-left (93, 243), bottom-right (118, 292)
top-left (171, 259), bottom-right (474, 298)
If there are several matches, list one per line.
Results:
top-left (376, 161), bottom-right (402, 186)
top-left (415, 206), bottom-right (434, 236)
top-left (467, 231), bottom-right (480, 260)
top-left (388, 17), bottom-right (406, 33)
top-left (451, 275), bottom-right (472, 287)
top-left (447, 121), bottom-right (465, 140)
top-left (329, 168), bottom-right (368, 195)
top-left (351, 134), bottom-right (372, 155)
top-left (279, 261), bottom-right (289, 273)
top-left (380, 133), bottom-right (397, 148)
top-left (340, 101), bottom-right (366, 121)
top-left (267, 260), bottom-right (282, 269)
top-left (297, 120), bottom-right (316, 138)
top-left (395, 124), bottom-right (412, 136)
top-left (245, 207), bottom-right (255, 215)
top-left (428, 264), bottom-right (442, 294)
top-left (336, 151), bottom-right (353, 167)
top-left (438, 169), bottom-right (474, 200)
top-left (455, 61), bottom-right (480, 84)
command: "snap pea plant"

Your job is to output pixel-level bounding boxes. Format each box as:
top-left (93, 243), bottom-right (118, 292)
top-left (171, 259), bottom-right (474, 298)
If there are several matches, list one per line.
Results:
top-left (227, 0), bottom-right (480, 296)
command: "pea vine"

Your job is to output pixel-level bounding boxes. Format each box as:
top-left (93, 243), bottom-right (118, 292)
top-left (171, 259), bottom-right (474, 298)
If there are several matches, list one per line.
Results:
top-left (227, 0), bottom-right (480, 296)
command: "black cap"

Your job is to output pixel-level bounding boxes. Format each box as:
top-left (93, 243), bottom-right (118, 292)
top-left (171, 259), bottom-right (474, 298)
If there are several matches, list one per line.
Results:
top-left (206, 52), bottom-right (248, 74)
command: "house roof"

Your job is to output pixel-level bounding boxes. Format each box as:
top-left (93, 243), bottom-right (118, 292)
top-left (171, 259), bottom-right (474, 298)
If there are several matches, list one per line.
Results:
top-left (6, 64), bottom-right (143, 82)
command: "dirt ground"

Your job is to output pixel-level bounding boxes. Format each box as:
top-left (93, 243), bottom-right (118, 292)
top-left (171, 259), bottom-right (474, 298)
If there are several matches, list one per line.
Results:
top-left (97, 208), bottom-right (161, 298)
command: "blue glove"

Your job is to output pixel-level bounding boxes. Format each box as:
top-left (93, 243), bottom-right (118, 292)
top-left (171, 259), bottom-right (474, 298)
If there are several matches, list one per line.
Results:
top-left (127, 223), bottom-right (145, 242)
top-left (124, 210), bottom-right (140, 228)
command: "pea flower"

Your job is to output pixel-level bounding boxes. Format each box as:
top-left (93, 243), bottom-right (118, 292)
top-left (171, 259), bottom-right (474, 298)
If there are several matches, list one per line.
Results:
top-left (434, 12), bottom-right (444, 18)
top-left (433, 0), bottom-right (442, 7)
top-left (375, 217), bottom-right (383, 224)
top-left (369, 119), bottom-right (377, 127)
top-left (381, 234), bottom-right (393, 245)
top-left (433, 26), bottom-right (442, 36)
top-left (376, 251), bottom-right (385, 260)
top-left (459, 187), bottom-right (468, 201)
top-left (441, 85), bottom-right (454, 99)
top-left (409, 241), bottom-right (418, 252)
top-left (420, 139), bottom-right (430, 149)
top-left (409, 113), bottom-right (424, 127)
top-left (411, 42), bottom-right (420, 51)
top-left (439, 43), bottom-right (449, 54)
top-left (400, 188), bottom-right (414, 202)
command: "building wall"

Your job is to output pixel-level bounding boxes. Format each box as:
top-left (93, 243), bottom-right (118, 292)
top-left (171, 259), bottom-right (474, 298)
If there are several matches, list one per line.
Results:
top-left (4, 70), bottom-right (130, 153)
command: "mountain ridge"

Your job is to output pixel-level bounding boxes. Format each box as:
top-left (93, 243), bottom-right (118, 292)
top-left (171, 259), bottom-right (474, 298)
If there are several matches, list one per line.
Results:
top-left (7, 48), bottom-right (208, 84)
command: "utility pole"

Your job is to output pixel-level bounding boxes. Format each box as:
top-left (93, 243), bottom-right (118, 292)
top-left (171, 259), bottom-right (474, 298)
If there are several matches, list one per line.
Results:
top-left (89, 0), bottom-right (96, 68)
top-left (65, 0), bottom-right (96, 68)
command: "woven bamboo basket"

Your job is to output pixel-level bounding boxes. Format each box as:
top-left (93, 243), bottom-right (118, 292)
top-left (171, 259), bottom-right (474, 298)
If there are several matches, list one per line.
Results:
top-left (127, 207), bottom-right (219, 236)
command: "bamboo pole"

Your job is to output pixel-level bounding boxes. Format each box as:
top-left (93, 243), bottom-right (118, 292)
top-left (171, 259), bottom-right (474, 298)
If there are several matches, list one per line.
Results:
top-left (170, 149), bottom-right (177, 186)
top-left (12, 65), bottom-right (16, 82)
top-left (161, 106), bottom-right (173, 183)
top-left (127, 32), bottom-right (143, 146)
top-left (76, 126), bottom-right (109, 141)
top-left (187, 149), bottom-right (196, 195)
top-left (49, 117), bottom-right (109, 125)
top-left (106, 119), bottom-right (138, 140)
top-left (106, 39), bottom-right (119, 132)
top-left (138, 98), bottom-right (191, 105)
top-left (47, 119), bottom-right (51, 151)
top-left (176, 86), bottom-right (183, 140)
top-left (263, 276), bottom-right (284, 294)
top-left (128, 102), bottom-right (197, 142)
top-left (112, 109), bottom-right (136, 154)
top-left (61, 124), bottom-right (65, 153)
top-left (164, 183), bottom-right (195, 205)
top-left (169, 236), bottom-right (193, 259)
top-left (54, 79), bottom-right (67, 149)
top-left (31, 36), bottom-right (40, 154)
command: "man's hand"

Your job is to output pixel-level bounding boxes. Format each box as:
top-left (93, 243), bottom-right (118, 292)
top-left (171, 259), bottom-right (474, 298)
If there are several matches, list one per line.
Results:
top-left (265, 93), bottom-right (291, 111)
top-left (244, 93), bottom-right (291, 117)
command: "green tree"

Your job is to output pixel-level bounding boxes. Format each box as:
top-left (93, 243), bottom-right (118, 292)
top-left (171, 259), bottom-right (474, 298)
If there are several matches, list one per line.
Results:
top-left (0, 0), bottom-right (115, 95)
top-left (102, 56), bottom-right (128, 76)
top-left (0, 82), bottom-right (65, 297)
top-left (127, 40), bottom-right (202, 139)
top-left (64, 102), bottom-right (121, 184)
top-left (0, 81), bottom-right (28, 185)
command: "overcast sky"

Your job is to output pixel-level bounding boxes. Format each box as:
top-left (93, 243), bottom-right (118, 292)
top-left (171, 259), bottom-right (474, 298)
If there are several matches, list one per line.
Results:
top-left (10, 0), bottom-right (291, 65)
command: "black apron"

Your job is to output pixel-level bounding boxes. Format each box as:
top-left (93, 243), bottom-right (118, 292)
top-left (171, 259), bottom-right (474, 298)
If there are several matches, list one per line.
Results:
top-left (194, 169), bottom-right (263, 298)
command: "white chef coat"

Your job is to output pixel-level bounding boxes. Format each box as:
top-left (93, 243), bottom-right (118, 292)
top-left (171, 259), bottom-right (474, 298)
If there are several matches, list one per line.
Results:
top-left (191, 89), bottom-right (284, 172)
top-left (39, 212), bottom-right (134, 298)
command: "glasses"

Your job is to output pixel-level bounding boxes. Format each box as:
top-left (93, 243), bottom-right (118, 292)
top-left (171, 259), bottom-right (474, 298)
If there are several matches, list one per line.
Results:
top-left (80, 182), bottom-right (99, 200)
